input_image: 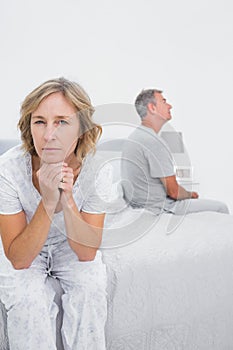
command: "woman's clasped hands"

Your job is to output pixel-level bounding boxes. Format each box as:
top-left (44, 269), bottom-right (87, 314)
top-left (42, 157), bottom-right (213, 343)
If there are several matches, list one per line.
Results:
top-left (36, 162), bottom-right (76, 212)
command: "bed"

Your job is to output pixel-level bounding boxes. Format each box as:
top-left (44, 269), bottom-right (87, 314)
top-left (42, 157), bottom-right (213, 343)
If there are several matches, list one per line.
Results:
top-left (1, 139), bottom-right (233, 349)
top-left (103, 209), bottom-right (233, 349)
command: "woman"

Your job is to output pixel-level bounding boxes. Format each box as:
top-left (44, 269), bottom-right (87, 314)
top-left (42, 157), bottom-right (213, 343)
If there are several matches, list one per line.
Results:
top-left (0, 77), bottom-right (112, 350)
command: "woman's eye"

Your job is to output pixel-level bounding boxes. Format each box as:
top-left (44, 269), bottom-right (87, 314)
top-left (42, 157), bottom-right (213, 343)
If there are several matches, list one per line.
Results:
top-left (58, 120), bottom-right (68, 125)
top-left (34, 120), bottom-right (45, 124)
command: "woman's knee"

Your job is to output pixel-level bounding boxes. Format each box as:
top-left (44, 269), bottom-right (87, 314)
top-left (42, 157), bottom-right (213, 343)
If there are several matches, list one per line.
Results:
top-left (62, 259), bottom-right (107, 295)
top-left (1, 270), bottom-right (48, 310)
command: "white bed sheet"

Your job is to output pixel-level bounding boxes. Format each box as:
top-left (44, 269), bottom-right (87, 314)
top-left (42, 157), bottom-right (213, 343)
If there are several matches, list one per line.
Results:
top-left (102, 209), bottom-right (233, 349)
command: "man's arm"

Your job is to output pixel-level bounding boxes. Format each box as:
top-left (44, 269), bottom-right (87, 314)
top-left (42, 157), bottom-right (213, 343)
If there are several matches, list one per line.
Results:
top-left (160, 175), bottom-right (199, 200)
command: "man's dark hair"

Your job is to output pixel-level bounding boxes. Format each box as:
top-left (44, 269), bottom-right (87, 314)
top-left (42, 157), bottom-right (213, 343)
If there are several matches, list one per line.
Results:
top-left (135, 88), bottom-right (162, 119)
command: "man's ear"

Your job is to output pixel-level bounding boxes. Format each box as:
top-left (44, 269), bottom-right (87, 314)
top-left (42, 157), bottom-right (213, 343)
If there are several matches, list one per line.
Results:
top-left (147, 102), bottom-right (157, 114)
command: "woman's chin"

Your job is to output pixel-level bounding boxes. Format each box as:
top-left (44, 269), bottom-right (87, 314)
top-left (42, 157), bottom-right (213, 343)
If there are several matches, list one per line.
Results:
top-left (40, 153), bottom-right (65, 164)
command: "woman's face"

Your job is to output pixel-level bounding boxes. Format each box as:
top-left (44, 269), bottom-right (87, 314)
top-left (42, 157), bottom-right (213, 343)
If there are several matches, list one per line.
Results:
top-left (31, 92), bottom-right (80, 164)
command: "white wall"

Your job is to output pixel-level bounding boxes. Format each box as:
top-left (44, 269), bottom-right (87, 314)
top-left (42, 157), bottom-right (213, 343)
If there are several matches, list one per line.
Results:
top-left (1, 0), bottom-right (233, 212)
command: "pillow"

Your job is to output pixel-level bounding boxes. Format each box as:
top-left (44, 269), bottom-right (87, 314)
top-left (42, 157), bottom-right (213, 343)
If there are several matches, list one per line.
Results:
top-left (0, 139), bottom-right (20, 155)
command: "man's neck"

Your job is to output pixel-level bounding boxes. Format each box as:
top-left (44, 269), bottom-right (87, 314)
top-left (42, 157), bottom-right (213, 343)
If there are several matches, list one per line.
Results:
top-left (141, 119), bottom-right (164, 133)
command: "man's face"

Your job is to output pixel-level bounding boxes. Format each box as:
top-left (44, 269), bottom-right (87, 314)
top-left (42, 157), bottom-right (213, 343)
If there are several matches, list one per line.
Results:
top-left (153, 92), bottom-right (172, 121)
top-left (31, 92), bottom-right (80, 164)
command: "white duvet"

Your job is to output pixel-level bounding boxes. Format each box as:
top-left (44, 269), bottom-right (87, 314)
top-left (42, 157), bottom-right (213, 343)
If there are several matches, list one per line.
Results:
top-left (1, 209), bottom-right (233, 350)
top-left (102, 209), bottom-right (233, 350)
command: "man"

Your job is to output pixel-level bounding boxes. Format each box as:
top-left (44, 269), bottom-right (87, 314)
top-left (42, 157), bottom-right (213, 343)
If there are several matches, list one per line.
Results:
top-left (121, 88), bottom-right (229, 215)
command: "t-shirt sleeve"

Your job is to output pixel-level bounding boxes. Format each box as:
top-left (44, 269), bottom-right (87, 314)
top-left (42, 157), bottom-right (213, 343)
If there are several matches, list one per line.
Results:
top-left (144, 140), bottom-right (175, 178)
top-left (0, 174), bottom-right (23, 215)
top-left (81, 163), bottom-right (113, 214)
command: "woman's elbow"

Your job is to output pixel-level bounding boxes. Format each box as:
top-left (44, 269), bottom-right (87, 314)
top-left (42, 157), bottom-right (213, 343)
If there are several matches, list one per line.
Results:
top-left (8, 256), bottom-right (31, 270)
top-left (11, 261), bottom-right (31, 270)
top-left (78, 251), bottom-right (97, 262)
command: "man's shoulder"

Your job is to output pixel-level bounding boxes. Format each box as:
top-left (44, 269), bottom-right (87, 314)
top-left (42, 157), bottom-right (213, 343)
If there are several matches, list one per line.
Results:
top-left (126, 126), bottom-right (164, 151)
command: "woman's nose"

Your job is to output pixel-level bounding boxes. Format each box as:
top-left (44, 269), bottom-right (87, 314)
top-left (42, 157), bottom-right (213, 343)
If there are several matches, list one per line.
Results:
top-left (43, 125), bottom-right (57, 141)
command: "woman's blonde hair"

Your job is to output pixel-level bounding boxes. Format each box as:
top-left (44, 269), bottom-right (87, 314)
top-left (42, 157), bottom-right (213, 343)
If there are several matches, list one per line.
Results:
top-left (18, 77), bottom-right (102, 163)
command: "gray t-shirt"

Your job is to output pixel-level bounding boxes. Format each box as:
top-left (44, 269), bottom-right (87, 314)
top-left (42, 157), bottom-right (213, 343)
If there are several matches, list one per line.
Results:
top-left (0, 145), bottom-right (112, 245)
top-left (121, 125), bottom-right (175, 215)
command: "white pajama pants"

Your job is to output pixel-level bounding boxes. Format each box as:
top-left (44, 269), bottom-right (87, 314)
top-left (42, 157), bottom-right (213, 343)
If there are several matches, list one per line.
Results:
top-left (0, 240), bottom-right (107, 350)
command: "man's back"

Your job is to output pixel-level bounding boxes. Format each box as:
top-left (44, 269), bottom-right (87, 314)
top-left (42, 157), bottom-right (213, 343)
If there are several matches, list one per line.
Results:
top-left (121, 125), bottom-right (175, 215)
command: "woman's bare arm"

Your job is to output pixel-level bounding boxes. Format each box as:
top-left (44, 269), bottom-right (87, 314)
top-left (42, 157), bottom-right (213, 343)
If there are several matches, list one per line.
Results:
top-left (62, 199), bottom-right (105, 261)
top-left (0, 201), bottom-right (55, 269)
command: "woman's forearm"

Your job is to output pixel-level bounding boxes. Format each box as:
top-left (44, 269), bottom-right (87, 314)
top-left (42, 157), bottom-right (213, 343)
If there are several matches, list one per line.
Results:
top-left (62, 201), bottom-right (103, 261)
top-left (8, 201), bottom-right (55, 269)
